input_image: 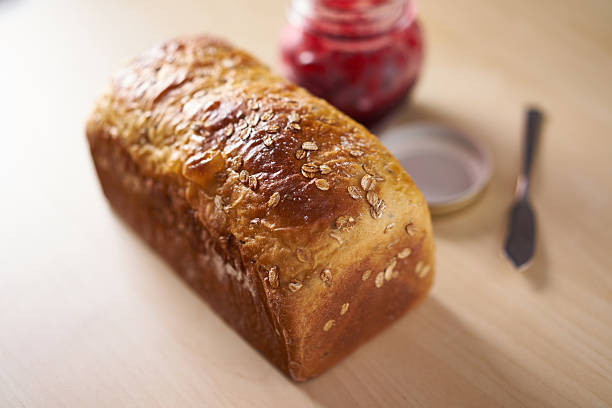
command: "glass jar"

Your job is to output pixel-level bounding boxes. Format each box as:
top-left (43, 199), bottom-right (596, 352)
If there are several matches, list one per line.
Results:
top-left (280, 0), bottom-right (424, 126)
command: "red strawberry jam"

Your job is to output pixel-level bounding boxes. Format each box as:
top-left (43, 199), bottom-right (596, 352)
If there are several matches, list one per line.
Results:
top-left (280, 0), bottom-right (423, 126)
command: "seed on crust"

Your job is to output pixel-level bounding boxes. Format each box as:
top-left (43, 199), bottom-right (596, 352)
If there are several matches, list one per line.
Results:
top-left (384, 223), bottom-right (395, 233)
top-left (267, 192), bottom-right (280, 208)
top-left (347, 186), bottom-right (363, 200)
top-left (288, 122), bottom-right (301, 131)
top-left (315, 179), bottom-right (330, 190)
top-left (378, 200), bottom-right (387, 216)
top-left (239, 170), bottom-right (249, 183)
top-left (302, 162), bottom-right (319, 173)
top-left (398, 248), bottom-right (412, 259)
top-left (247, 99), bottom-right (261, 111)
top-left (268, 266), bottom-right (279, 289)
top-left (385, 258), bottom-right (397, 281)
top-left (301, 169), bottom-right (316, 178)
top-left (236, 118), bottom-right (248, 130)
top-left (261, 110), bottom-right (274, 121)
top-left (320, 269), bottom-right (332, 286)
top-left (288, 112), bottom-right (300, 123)
top-left (301, 162), bottom-right (319, 178)
top-left (302, 170), bottom-right (316, 178)
top-left (319, 164), bottom-right (332, 174)
top-left (239, 127), bottom-right (251, 140)
top-left (361, 174), bottom-right (376, 191)
top-left (247, 112), bottom-right (260, 127)
top-left (370, 199), bottom-right (386, 219)
top-left (405, 222), bottom-right (418, 236)
top-left (248, 174), bottom-right (258, 190)
top-left (266, 124), bottom-right (280, 133)
top-left (340, 303), bottom-right (349, 315)
top-left (295, 149), bottom-right (307, 160)
top-left (323, 319), bottom-right (335, 331)
top-left (415, 262), bottom-right (431, 279)
top-left (223, 123), bottom-right (234, 137)
top-left (415, 261), bottom-right (423, 275)
top-left (288, 280), bottom-right (303, 292)
top-left (296, 248), bottom-right (310, 263)
top-left (349, 149), bottom-right (364, 157)
top-left (263, 136), bottom-right (274, 147)
top-left (375, 272), bottom-right (384, 288)
top-left (335, 215), bottom-right (356, 231)
top-left (421, 264), bottom-right (431, 278)
top-left (366, 190), bottom-right (379, 206)
top-left (362, 163), bottom-right (377, 176)
top-left (361, 270), bottom-right (372, 281)
top-left (302, 141), bottom-right (318, 151)
top-left (386, 239), bottom-right (399, 249)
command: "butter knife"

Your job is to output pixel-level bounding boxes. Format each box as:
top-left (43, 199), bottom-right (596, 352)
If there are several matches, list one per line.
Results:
top-left (503, 108), bottom-right (543, 270)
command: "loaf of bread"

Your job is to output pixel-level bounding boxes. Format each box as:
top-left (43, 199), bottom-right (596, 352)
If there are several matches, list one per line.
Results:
top-left (86, 35), bottom-right (434, 381)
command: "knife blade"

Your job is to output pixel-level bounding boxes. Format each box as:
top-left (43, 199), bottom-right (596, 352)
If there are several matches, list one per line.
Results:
top-left (503, 108), bottom-right (543, 270)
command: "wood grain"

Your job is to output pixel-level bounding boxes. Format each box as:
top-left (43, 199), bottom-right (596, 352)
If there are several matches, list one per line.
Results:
top-left (0, 0), bottom-right (610, 406)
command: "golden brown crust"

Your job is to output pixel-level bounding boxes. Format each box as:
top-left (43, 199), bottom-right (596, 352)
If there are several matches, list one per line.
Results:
top-left (86, 35), bottom-right (435, 381)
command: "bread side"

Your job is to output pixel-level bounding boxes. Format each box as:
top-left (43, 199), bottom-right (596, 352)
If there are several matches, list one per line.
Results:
top-left (86, 35), bottom-right (435, 380)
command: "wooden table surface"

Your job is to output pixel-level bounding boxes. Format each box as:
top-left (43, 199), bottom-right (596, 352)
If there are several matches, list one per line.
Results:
top-left (1, 0), bottom-right (611, 406)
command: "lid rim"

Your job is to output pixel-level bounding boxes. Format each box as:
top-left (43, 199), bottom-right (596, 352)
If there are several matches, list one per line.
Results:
top-left (381, 122), bottom-right (492, 214)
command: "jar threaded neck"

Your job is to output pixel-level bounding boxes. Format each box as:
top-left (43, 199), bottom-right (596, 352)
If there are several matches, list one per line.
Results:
top-left (288, 0), bottom-right (414, 38)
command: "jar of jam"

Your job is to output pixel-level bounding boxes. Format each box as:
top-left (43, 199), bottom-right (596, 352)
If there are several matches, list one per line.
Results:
top-left (280, 0), bottom-right (424, 126)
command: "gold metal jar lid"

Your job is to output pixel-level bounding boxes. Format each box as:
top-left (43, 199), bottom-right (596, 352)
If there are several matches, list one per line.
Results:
top-left (381, 123), bottom-right (492, 215)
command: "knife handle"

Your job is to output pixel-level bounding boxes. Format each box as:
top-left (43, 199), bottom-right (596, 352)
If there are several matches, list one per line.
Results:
top-left (520, 108), bottom-right (543, 197)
